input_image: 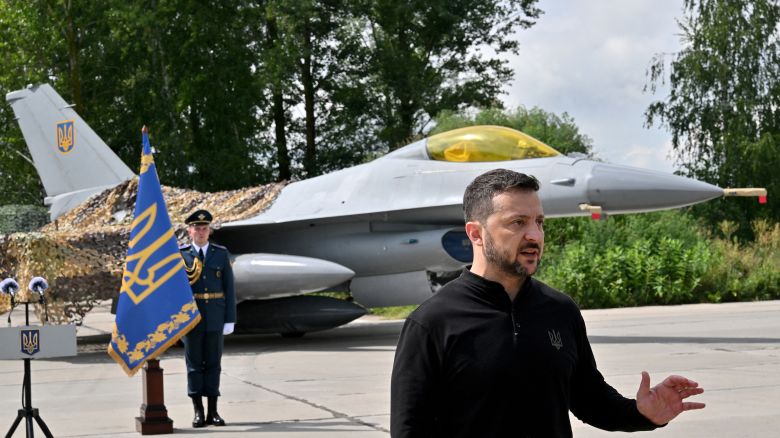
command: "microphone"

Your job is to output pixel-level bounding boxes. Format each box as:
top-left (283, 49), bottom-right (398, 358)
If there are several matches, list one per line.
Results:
top-left (28, 277), bottom-right (50, 323)
top-left (0, 278), bottom-right (19, 296)
top-left (28, 277), bottom-right (49, 295)
top-left (1, 278), bottom-right (19, 325)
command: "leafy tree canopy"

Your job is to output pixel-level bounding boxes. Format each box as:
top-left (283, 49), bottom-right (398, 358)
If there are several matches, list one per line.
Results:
top-left (366, 0), bottom-right (542, 149)
top-left (0, 0), bottom-right (542, 205)
top-left (645, 0), bottom-right (780, 239)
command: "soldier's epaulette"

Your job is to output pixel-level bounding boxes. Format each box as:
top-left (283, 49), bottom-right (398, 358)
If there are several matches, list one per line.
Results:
top-left (211, 243), bottom-right (227, 250)
top-left (179, 244), bottom-right (192, 251)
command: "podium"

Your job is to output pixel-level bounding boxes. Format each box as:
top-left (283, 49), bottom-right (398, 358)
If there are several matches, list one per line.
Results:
top-left (0, 325), bottom-right (77, 360)
top-left (0, 325), bottom-right (77, 438)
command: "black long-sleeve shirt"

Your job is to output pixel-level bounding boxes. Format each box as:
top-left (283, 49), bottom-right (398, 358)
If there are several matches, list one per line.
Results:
top-left (391, 269), bottom-right (659, 437)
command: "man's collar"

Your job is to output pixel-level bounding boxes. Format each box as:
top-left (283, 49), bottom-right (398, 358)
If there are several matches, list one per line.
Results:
top-left (192, 242), bottom-right (210, 254)
top-left (461, 268), bottom-right (534, 306)
top-left (462, 268), bottom-right (506, 292)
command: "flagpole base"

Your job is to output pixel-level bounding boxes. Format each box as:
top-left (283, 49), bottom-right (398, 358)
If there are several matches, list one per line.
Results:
top-left (135, 359), bottom-right (173, 435)
top-left (135, 416), bottom-right (173, 435)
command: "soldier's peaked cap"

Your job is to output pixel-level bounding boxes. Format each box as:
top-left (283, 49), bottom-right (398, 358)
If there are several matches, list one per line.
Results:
top-left (186, 209), bottom-right (213, 225)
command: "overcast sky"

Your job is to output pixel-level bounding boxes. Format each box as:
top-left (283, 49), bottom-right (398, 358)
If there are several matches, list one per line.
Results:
top-left (502, 0), bottom-right (685, 173)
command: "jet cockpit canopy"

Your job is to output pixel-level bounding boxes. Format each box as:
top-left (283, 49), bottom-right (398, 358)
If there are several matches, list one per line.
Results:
top-left (426, 125), bottom-right (561, 162)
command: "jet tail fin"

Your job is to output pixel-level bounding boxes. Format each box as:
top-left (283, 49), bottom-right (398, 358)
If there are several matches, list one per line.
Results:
top-left (6, 84), bottom-right (135, 219)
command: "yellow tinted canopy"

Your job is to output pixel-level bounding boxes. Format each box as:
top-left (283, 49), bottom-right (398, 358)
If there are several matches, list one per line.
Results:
top-left (426, 125), bottom-right (560, 162)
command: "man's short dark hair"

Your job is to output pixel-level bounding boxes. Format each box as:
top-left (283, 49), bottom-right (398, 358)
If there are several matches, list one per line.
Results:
top-left (463, 169), bottom-right (540, 223)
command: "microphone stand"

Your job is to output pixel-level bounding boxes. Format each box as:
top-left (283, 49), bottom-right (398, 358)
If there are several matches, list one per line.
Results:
top-left (5, 297), bottom-right (53, 438)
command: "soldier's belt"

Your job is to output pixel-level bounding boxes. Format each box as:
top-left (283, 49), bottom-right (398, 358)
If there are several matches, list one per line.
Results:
top-left (193, 292), bottom-right (224, 300)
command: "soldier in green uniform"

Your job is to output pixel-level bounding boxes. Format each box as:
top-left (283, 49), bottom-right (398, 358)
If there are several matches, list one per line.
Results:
top-left (180, 209), bottom-right (237, 428)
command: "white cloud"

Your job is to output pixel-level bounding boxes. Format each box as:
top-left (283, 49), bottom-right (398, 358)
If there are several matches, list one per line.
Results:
top-left (501, 0), bottom-right (684, 173)
top-left (624, 138), bottom-right (677, 173)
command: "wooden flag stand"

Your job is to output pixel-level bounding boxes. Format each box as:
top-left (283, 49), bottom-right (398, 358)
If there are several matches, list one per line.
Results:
top-left (135, 359), bottom-right (173, 435)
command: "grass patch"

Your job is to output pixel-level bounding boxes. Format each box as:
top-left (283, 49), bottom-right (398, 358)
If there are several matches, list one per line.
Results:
top-left (369, 305), bottom-right (418, 320)
top-left (306, 291), bottom-right (352, 300)
top-left (308, 291), bottom-right (418, 319)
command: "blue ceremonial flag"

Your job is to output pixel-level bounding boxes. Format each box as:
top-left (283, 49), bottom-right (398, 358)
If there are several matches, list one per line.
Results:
top-left (108, 127), bottom-right (200, 376)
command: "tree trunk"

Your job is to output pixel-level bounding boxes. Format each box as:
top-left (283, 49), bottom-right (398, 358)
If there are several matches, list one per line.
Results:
top-left (389, 27), bottom-right (415, 150)
top-left (60, 0), bottom-right (84, 116)
top-left (266, 15), bottom-right (291, 181)
top-left (149, 0), bottom-right (180, 136)
top-left (301, 18), bottom-right (317, 177)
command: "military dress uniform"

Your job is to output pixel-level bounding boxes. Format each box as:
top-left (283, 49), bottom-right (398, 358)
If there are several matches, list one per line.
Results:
top-left (181, 210), bottom-right (237, 427)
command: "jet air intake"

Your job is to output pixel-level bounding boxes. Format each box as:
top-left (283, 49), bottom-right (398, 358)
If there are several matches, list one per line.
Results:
top-left (441, 230), bottom-right (472, 263)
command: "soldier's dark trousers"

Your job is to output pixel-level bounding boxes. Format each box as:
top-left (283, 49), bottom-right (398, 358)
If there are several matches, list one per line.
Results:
top-left (183, 329), bottom-right (223, 397)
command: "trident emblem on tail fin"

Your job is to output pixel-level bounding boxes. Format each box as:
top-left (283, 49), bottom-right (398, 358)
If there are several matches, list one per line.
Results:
top-left (56, 120), bottom-right (75, 153)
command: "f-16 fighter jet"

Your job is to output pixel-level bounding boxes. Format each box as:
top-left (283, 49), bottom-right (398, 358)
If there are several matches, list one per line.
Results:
top-left (6, 84), bottom-right (766, 335)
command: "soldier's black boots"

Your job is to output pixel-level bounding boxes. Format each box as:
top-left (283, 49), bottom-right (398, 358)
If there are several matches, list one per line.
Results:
top-left (192, 396), bottom-right (205, 428)
top-left (206, 396), bottom-right (226, 426)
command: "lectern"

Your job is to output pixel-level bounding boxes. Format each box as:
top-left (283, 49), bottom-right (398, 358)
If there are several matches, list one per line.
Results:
top-left (0, 323), bottom-right (77, 438)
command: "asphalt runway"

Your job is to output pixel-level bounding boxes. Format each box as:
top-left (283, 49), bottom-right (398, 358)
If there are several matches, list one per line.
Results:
top-left (0, 300), bottom-right (778, 437)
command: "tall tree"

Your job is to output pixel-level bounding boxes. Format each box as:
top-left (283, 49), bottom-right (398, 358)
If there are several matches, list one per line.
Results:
top-left (0, 0), bottom-right (67, 205)
top-left (288, 0), bottom-right (371, 177)
top-left (1, 0), bottom-right (548, 202)
top-left (254, 0), bottom-right (376, 180)
top-left (1, 0), bottom-right (269, 198)
top-left (365, 0), bottom-right (541, 150)
top-left (97, 0), bottom-right (266, 191)
top-left (261, 6), bottom-right (294, 181)
top-left (645, 0), bottom-right (780, 239)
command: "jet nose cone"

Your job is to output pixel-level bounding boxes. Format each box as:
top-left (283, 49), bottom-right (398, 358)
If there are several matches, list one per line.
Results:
top-left (587, 163), bottom-right (723, 213)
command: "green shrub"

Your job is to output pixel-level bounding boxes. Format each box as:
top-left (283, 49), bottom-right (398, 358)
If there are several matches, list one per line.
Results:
top-left (0, 204), bottom-right (48, 234)
top-left (696, 220), bottom-right (780, 302)
top-left (537, 210), bottom-right (765, 308)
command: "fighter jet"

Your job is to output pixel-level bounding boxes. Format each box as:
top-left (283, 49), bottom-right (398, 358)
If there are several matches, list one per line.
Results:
top-left (6, 84), bottom-right (767, 335)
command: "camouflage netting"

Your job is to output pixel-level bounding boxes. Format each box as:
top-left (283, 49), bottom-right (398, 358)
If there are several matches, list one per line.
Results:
top-left (0, 178), bottom-right (285, 324)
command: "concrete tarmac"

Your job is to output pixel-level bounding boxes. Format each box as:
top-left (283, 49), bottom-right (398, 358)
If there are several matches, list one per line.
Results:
top-left (1, 300), bottom-right (778, 437)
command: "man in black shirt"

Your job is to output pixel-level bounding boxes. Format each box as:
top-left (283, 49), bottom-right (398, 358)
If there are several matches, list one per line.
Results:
top-left (390, 169), bottom-right (705, 437)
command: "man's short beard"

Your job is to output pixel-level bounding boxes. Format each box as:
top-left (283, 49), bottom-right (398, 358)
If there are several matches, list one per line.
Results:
top-left (483, 229), bottom-right (530, 280)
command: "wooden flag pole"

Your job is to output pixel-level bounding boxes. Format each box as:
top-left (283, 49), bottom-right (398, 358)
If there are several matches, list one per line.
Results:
top-left (135, 359), bottom-right (173, 435)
